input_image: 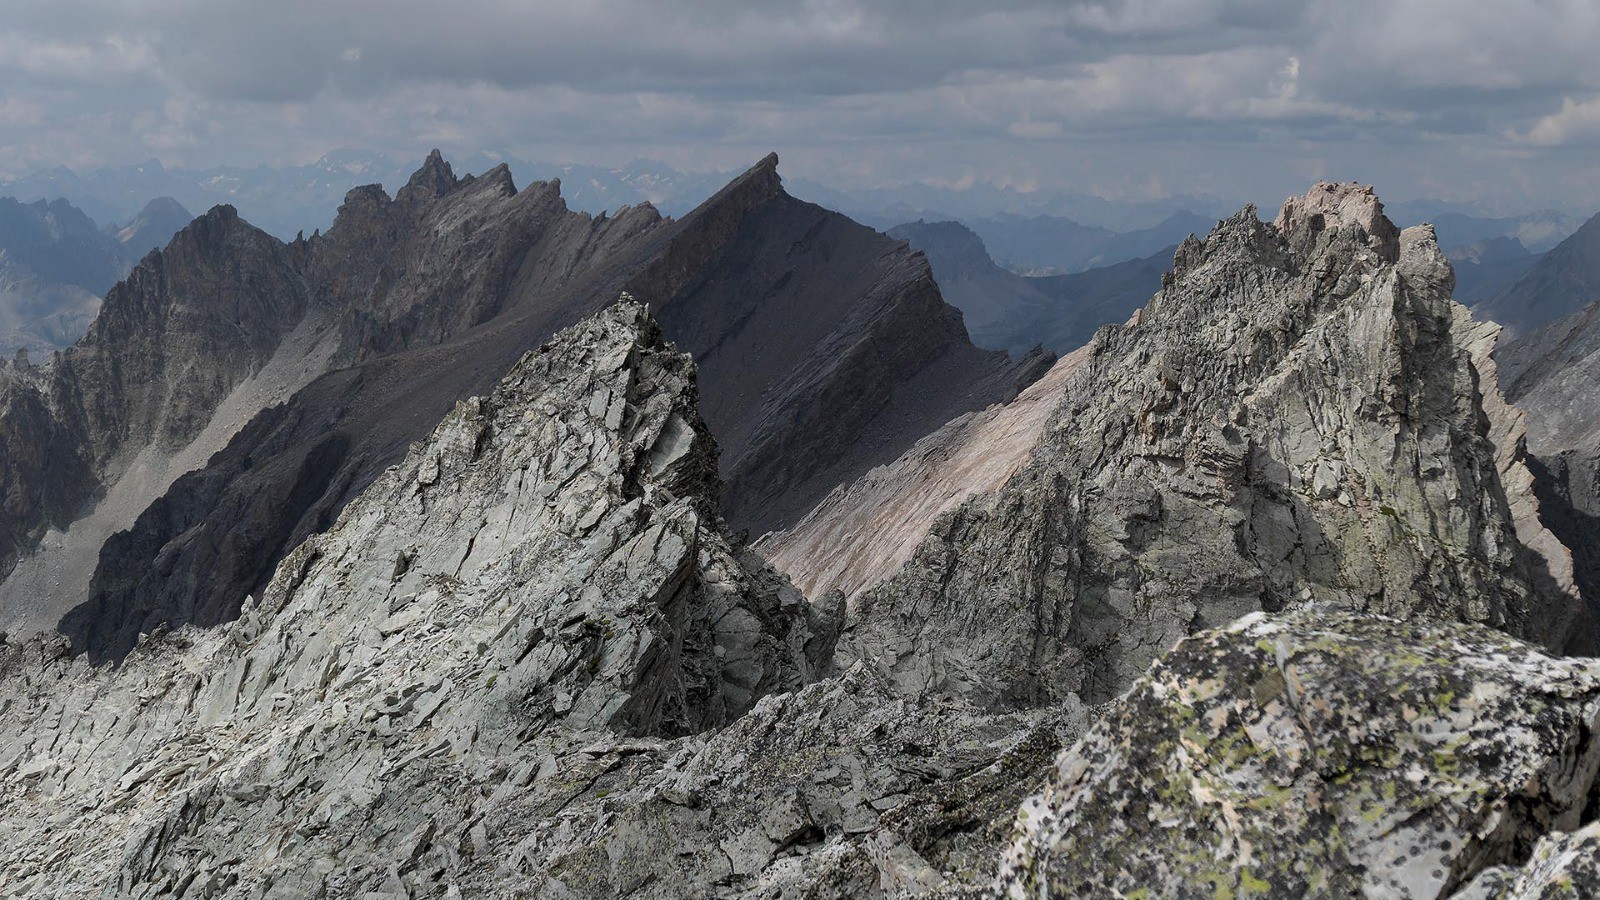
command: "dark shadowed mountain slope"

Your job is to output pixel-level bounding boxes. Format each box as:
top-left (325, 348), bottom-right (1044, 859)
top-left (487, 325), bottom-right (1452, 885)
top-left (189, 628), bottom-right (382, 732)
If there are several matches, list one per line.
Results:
top-left (888, 219), bottom-right (1171, 355)
top-left (1500, 297), bottom-right (1600, 455)
top-left (1475, 210), bottom-right (1600, 337)
top-left (1498, 288), bottom-right (1600, 625)
top-left (1446, 235), bottom-right (1540, 305)
top-left (632, 158), bottom-right (1049, 535)
top-left (48, 153), bottom-right (1041, 660)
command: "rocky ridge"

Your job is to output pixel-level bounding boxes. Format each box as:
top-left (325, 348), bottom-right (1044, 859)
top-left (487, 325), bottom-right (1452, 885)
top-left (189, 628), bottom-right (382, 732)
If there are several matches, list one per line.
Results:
top-left (630, 155), bottom-right (1049, 537)
top-left (0, 302), bottom-right (833, 895)
top-left (836, 182), bottom-right (1589, 711)
top-left (38, 151), bottom-right (1037, 661)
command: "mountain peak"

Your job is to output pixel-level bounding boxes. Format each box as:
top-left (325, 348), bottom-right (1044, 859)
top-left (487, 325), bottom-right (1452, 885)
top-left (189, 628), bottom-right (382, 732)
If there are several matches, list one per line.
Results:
top-left (1275, 181), bottom-right (1401, 260)
top-left (396, 149), bottom-right (459, 204)
top-left (705, 152), bottom-right (783, 209)
top-left (112, 196), bottom-right (195, 254)
top-left (886, 219), bottom-right (997, 280)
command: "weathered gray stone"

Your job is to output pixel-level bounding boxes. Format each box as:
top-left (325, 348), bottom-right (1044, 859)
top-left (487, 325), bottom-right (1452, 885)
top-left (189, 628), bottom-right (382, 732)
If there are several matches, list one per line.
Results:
top-left (840, 183), bottom-right (1590, 713)
top-left (998, 607), bottom-right (1600, 900)
top-left (0, 301), bottom-right (832, 896)
top-left (1455, 820), bottom-right (1600, 899)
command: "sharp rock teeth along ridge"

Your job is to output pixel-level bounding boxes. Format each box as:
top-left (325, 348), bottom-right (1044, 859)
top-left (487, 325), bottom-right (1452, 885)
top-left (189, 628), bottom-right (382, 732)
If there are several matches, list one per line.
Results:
top-left (0, 299), bottom-right (835, 895)
top-left (836, 180), bottom-right (1591, 711)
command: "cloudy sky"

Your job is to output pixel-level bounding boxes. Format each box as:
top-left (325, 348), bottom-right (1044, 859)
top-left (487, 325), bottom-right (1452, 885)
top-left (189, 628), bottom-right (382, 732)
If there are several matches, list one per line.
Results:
top-left (3, 0), bottom-right (1599, 213)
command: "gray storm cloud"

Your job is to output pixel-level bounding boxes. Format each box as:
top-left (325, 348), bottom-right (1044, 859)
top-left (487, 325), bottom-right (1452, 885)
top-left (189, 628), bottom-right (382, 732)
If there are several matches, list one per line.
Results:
top-left (0, 0), bottom-right (1598, 212)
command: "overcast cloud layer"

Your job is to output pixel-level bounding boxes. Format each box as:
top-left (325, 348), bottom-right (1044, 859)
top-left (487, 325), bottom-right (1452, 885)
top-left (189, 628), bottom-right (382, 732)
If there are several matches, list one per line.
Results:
top-left (2, 0), bottom-right (1598, 214)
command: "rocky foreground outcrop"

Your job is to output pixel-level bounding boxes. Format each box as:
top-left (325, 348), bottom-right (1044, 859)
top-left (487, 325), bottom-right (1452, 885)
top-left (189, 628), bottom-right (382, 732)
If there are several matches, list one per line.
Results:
top-left (1000, 608), bottom-right (1600, 899)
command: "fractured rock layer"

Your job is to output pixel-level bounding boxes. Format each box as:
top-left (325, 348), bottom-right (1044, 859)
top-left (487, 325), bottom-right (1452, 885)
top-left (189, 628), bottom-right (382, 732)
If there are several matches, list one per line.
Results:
top-left (0, 302), bottom-right (830, 895)
top-left (839, 184), bottom-right (1591, 710)
top-left (999, 607), bottom-right (1600, 899)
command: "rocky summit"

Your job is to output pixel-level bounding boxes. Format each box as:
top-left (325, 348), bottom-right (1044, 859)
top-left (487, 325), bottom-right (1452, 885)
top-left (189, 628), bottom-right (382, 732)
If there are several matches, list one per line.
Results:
top-left (2, 176), bottom-right (1600, 900)
top-left (0, 301), bottom-right (831, 895)
top-left (838, 182), bottom-right (1589, 711)
top-left (0, 151), bottom-right (1036, 662)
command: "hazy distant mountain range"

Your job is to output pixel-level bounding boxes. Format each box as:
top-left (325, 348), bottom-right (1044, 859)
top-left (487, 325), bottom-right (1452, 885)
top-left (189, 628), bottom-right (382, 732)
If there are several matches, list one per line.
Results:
top-left (6, 151), bottom-right (1586, 252)
top-left (887, 219), bottom-right (1167, 354)
top-left (0, 196), bottom-right (193, 355)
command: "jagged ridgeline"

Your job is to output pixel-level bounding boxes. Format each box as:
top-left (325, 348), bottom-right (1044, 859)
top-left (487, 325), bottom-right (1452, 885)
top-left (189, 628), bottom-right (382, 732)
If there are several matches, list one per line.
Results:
top-left (1, 180), bottom-right (1599, 898)
top-left (0, 151), bottom-right (1041, 659)
top-left (838, 182), bottom-right (1592, 706)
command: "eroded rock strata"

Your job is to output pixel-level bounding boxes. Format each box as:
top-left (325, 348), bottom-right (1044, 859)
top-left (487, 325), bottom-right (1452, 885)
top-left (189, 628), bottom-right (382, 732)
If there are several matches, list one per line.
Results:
top-left (0, 150), bottom-right (1032, 660)
top-left (0, 303), bottom-right (831, 894)
top-left (839, 183), bottom-right (1590, 711)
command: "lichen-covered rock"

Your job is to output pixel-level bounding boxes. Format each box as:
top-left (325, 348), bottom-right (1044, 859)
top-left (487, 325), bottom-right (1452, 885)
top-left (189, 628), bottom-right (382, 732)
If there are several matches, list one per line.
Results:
top-left (0, 300), bottom-right (832, 896)
top-left (1454, 820), bottom-right (1600, 899)
top-left (841, 183), bottom-right (1590, 711)
top-left (997, 607), bottom-right (1600, 900)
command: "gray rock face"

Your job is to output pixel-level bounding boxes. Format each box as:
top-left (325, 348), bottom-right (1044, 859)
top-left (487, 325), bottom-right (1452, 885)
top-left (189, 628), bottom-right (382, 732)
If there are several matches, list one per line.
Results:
top-left (488, 662), bottom-right (1082, 898)
top-left (54, 152), bottom-right (1042, 662)
top-left (839, 183), bottom-right (1589, 711)
top-left (0, 301), bottom-right (832, 895)
top-left (998, 607), bottom-right (1600, 899)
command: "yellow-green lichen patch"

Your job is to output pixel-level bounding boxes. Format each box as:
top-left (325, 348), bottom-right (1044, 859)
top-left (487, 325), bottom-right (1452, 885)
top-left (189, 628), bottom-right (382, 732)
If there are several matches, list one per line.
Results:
top-left (998, 608), bottom-right (1600, 900)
